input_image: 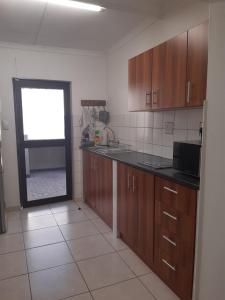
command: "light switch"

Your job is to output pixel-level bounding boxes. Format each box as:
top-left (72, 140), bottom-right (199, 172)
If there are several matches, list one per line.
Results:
top-left (164, 122), bottom-right (174, 134)
top-left (1, 120), bottom-right (9, 130)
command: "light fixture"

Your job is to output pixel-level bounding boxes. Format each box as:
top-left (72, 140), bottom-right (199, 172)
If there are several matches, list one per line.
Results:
top-left (43, 0), bottom-right (105, 12)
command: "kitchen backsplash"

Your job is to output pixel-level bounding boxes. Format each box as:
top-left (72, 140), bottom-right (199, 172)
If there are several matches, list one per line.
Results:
top-left (71, 108), bottom-right (202, 199)
top-left (110, 109), bottom-right (203, 159)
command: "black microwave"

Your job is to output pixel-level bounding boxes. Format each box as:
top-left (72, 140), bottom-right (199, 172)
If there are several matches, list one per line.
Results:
top-left (173, 141), bottom-right (201, 178)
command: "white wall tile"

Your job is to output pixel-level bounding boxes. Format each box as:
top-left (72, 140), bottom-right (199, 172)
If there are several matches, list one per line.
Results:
top-left (144, 112), bottom-right (154, 128)
top-left (163, 111), bottom-right (175, 124)
top-left (153, 129), bottom-right (163, 145)
top-left (153, 112), bottom-right (163, 129)
top-left (144, 128), bottom-right (153, 144)
top-left (187, 130), bottom-right (200, 140)
top-left (174, 110), bottom-right (188, 129)
top-left (136, 112), bottom-right (145, 128)
top-left (174, 129), bottom-right (188, 142)
top-left (162, 132), bottom-right (174, 147)
top-left (187, 109), bottom-right (203, 130)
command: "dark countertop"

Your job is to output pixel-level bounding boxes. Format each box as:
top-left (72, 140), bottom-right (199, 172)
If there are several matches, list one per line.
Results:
top-left (83, 147), bottom-right (200, 190)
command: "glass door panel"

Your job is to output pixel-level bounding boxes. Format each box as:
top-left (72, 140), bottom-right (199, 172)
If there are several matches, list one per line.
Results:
top-left (22, 88), bottom-right (65, 140)
top-left (25, 146), bottom-right (67, 201)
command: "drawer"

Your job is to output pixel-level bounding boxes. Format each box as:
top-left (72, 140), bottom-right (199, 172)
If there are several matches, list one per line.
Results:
top-left (155, 176), bottom-right (197, 216)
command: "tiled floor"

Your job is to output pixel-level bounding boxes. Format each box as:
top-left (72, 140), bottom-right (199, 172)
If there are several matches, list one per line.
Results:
top-left (26, 169), bottom-right (66, 201)
top-left (0, 200), bottom-right (180, 300)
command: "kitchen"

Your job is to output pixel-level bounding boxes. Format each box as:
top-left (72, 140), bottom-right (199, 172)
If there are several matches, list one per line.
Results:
top-left (0, 1), bottom-right (224, 300)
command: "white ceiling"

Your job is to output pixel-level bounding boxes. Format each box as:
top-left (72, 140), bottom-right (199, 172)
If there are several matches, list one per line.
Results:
top-left (0, 0), bottom-right (209, 51)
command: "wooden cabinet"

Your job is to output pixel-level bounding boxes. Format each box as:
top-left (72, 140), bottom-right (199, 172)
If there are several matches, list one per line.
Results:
top-left (128, 50), bottom-right (153, 112)
top-left (128, 22), bottom-right (208, 111)
top-left (186, 22), bottom-right (208, 107)
top-left (154, 177), bottom-right (197, 300)
top-left (83, 151), bottom-right (112, 227)
top-left (117, 163), bottom-right (154, 267)
top-left (152, 32), bottom-right (188, 109)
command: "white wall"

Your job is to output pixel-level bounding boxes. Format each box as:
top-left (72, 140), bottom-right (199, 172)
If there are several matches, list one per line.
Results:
top-left (107, 2), bottom-right (208, 158)
top-left (195, 2), bottom-right (225, 299)
top-left (0, 44), bottom-right (107, 208)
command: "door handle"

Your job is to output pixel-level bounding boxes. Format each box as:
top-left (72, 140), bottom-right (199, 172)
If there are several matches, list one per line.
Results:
top-left (163, 186), bottom-right (178, 195)
top-left (186, 81), bottom-right (192, 104)
top-left (132, 175), bottom-right (136, 193)
top-left (162, 235), bottom-right (176, 247)
top-left (162, 259), bottom-right (176, 271)
top-left (146, 92), bottom-right (151, 106)
top-left (152, 90), bottom-right (159, 105)
top-left (163, 211), bottom-right (178, 221)
top-left (127, 174), bottom-right (131, 190)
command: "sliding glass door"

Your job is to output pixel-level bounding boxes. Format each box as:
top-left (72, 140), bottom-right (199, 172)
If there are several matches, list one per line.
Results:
top-left (13, 79), bottom-right (72, 207)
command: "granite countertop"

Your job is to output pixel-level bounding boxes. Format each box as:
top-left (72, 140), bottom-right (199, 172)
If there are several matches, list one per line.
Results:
top-left (83, 147), bottom-right (200, 190)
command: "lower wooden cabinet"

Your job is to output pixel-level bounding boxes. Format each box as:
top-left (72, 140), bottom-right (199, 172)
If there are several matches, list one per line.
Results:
top-left (83, 151), bottom-right (112, 227)
top-left (117, 162), bottom-right (155, 268)
top-left (117, 162), bottom-right (197, 300)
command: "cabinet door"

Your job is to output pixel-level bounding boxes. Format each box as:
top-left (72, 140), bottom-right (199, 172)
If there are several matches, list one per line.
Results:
top-left (117, 163), bottom-right (138, 250)
top-left (152, 32), bottom-right (187, 109)
top-left (128, 50), bottom-right (152, 112)
top-left (154, 177), bottom-right (197, 300)
top-left (98, 155), bottom-right (113, 227)
top-left (186, 22), bottom-right (208, 107)
top-left (135, 169), bottom-right (154, 267)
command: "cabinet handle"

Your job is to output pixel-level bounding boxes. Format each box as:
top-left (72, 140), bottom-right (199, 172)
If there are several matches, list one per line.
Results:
top-left (127, 174), bottom-right (131, 190)
top-left (152, 90), bottom-right (159, 105)
top-left (94, 159), bottom-right (97, 170)
top-left (132, 176), bottom-right (135, 193)
top-left (187, 81), bottom-right (192, 104)
top-left (146, 92), bottom-right (151, 105)
top-left (162, 235), bottom-right (176, 247)
top-left (163, 186), bottom-right (178, 194)
top-left (163, 211), bottom-right (178, 221)
top-left (162, 259), bottom-right (176, 271)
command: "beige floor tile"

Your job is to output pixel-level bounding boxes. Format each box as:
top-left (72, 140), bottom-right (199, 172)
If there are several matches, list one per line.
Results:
top-left (26, 242), bottom-right (73, 272)
top-left (140, 273), bottom-right (180, 300)
top-left (49, 201), bottom-right (78, 214)
top-left (30, 263), bottom-right (88, 300)
top-left (60, 221), bottom-right (99, 241)
top-left (0, 251), bottom-right (27, 280)
top-left (6, 218), bottom-right (23, 234)
top-left (82, 207), bottom-right (99, 219)
top-left (92, 278), bottom-right (155, 300)
top-left (119, 249), bottom-right (151, 276)
top-left (21, 206), bottom-right (52, 218)
top-left (64, 293), bottom-right (92, 300)
top-left (0, 233), bottom-right (24, 254)
top-left (0, 275), bottom-right (31, 300)
top-left (22, 214), bottom-right (57, 231)
top-left (75, 201), bottom-right (90, 210)
top-left (23, 227), bottom-right (64, 249)
top-left (54, 210), bottom-right (88, 225)
top-left (68, 234), bottom-right (114, 261)
top-left (91, 218), bottom-right (112, 234)
top-left (6, 210), bottom-right (21, 221)
top-left (103, 233), bottom-right (128, 251)
top-left (78, 252), bottom-right (135, 290)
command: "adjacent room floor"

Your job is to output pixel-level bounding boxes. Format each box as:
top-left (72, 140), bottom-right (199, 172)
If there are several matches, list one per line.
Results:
top-left (0, 200), bottom-right (179, 300)
top-left (26, 169), bottom-right (66, 201)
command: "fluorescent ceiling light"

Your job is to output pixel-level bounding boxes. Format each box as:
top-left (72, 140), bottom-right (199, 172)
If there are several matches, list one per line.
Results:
top-left (44, 0), bottom-right (105, 12)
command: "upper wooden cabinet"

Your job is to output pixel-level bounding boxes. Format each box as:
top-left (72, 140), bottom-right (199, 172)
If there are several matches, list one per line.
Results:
top-left (128, 22), bottom-right (208, 111)
top-left (128, 50), bottom-right (153, 111)
top-left (152, 32), bottom-right (188, 109)
top-left (186, 22), bottom-right (208, 107)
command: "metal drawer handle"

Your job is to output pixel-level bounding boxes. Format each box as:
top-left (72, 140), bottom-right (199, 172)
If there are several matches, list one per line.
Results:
top-left (163, 186), bottom-right (178, 195)
top-left (187, 81), bottom-right (192, 103)
top-left (162, 259), bottom-right (176, 271)
top-left (163, 211), bottom-right (178, 221)
top-left (162, 235), bottom-right (176, 247)
top-left (127, 174), bottom-right (131, 190)
top-left (132, 175), bottom-right (135, 193)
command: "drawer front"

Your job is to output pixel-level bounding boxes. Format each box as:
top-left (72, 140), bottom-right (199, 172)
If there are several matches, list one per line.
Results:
top-left (154, 176), bottom-right (197, 300)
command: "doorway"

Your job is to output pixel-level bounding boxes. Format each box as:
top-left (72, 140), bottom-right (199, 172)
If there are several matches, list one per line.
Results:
top-left (13, 79), bottom-right (72, 208)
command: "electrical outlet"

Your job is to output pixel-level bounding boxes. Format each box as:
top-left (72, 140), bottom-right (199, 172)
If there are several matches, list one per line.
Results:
top-left (164, 122), bottom-right (174, 134)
